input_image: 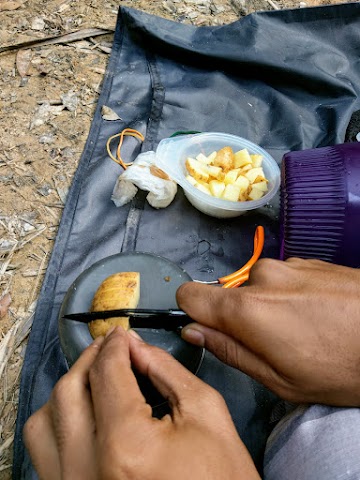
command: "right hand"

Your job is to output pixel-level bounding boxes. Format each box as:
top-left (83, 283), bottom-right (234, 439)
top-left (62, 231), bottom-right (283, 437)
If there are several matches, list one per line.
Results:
top-left (177, 258), bottom-right (360, 407)
top-left (24, 328), bottom-right (259, 480)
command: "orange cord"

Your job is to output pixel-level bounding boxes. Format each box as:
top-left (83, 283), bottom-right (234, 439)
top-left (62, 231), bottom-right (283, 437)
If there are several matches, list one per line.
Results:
top-left (221, 272), bottom-right (249, 289)
top-left (106, 128), bottom-right (144, 170)
top-left (220, 226), bottom-right (265, 288)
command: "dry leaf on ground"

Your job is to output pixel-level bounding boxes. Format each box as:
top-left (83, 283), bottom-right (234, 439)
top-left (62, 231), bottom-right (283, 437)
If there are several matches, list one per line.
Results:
top-left (16, 49), bottom-right (33, 78)
top-left (0, 1), bottom-right (22, 11)
top-left (101, 105), bottom-right (122, 121)
top-left (0, 294), bottom-right (12, 318)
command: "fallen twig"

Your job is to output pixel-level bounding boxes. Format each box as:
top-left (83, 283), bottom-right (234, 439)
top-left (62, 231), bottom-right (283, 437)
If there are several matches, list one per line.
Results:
top-left (0, 325), bottom-right (18, 380)
top-left (0, 464), bottom-right (12, 472)
top-left (0, 28), bottom-right (114, 55)
top-left (0, 243), bottom-right (17, 277)
top-left (0, 435), bottom-right (14, 457)
top-left (264, 0), bottom-right (280, 9)
top-left (15, 304), bottom-right (36, 348)
top-left (28, 252), bottom-right (48, 309)
top-left (0, 302), bottom-right (36, 381)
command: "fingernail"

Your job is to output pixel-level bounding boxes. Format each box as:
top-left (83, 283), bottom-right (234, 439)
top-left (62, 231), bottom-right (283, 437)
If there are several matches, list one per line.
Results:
top-left (92, 336), bottom-right (105, 348)
top-left (128, 329), bottom-right (143, 341)
top-left (181, 327), bottom-right (205, 347)
top-left (105, 326), bottom-right (116, 339)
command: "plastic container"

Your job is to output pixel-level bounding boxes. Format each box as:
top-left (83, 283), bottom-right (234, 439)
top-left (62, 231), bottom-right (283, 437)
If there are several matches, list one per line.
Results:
top-left (155, 132), bottom-right (281, 218)
top-left (280, 142), bottom-right (360, 267)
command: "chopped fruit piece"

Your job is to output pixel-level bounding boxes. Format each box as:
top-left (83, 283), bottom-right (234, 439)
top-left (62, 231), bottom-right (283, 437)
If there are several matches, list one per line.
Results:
top-left (213, 147), bottom-right (234, 172)
top-left (222, 184), bottom-right (241, 202)
top-left (253, 175), bottom-right (268, 184)
top-left (251, 154), bottom-right (263, 168)
top-left (196, 153), bottom-right (212, 164)
top-left (209, 180), bottom-right (226, 198)
top-left (248, 186), bottom-right (265, 201)
top-left (234, 149), bottom-right (252, 168)
top-left (217, 171), bottom-right (225, 182)
top-left (195, 183), bottom-right (211, 195)
top-left (208, 165), bottom-right (223, 178)
top-left (185, 157), bottom-right (209, 182)
top-left (252, 181), bottom-right (268, 192)
top-left (235, 175), bottom-right (250, 191)
top-left (239, 164), bottom-right (252, 173)
top-left (207, 151), bottom-right (217, 163)
top-left (186, 174), bottom-right (197, 186)
top-left (224, 169), bottom-right (240, 185)
top-left (245, 167), bottom-right (265, 184)
top-left (239, 192), bottom-right (248, 202)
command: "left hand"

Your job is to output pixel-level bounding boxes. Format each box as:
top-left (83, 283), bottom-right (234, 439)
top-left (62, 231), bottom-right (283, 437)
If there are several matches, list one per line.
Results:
top-left (23, 327), bottom-right (259, 480)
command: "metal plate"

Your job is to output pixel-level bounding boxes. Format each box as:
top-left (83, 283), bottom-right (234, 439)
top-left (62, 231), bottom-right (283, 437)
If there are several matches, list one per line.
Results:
top-left (58, 252), bottom-right (204, 407)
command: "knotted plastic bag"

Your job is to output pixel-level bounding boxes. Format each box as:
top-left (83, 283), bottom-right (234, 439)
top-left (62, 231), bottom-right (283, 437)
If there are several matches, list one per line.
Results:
top-left (111, 151), bottom-right (177, 209)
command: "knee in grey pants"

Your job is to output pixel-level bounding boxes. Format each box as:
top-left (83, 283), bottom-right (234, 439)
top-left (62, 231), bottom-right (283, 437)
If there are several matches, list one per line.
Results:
top-left (264, 404), bottom-right (360, 480)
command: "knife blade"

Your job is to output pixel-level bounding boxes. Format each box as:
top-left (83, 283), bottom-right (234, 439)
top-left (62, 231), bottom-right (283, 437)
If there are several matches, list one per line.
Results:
top-left (62, 308), bottom-right (193, 331)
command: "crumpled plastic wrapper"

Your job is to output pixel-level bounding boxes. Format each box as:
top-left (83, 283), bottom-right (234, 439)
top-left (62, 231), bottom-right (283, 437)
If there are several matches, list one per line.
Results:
top-left (111, 151), bottom-right (177, 209)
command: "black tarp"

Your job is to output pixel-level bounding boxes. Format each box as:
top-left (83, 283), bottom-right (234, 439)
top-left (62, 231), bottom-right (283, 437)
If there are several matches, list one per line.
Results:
top-left (14, 4), bottom-right (360, 479)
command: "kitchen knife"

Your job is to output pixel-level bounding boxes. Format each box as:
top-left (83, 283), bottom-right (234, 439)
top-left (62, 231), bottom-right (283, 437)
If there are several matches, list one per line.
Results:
top-left (62, 308), bottom-right (193, 331)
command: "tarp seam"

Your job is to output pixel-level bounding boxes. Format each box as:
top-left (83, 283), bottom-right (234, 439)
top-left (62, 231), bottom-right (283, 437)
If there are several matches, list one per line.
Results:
top-left (121, 50), bottom-right (166, 253)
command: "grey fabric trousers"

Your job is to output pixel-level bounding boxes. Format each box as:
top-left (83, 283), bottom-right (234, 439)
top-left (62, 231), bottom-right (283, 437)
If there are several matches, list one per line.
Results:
top-left (264, 405), bottom-right (360, 480)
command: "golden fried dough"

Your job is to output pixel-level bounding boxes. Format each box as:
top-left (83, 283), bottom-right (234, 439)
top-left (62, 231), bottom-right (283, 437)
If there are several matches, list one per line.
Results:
top-left (88, 272), bottom-right (140, 338)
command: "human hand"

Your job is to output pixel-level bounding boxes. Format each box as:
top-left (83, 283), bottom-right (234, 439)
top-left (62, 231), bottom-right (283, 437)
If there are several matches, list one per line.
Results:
top-left (24, 327), bottom-right (259, 480)
top-left (177, 258), bottom-right (360, 407)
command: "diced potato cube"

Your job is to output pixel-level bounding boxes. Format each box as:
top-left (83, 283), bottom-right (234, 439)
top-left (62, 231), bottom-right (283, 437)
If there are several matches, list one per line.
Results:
top-left (235, 175), bottom-right (250, 191)
top-left (245, 167), bottom-right (265, 184)
top-left (186, 174), bottom-right (197, 186)
top-left (207, 151), bottom-right (217, 163)
top-left (185, 158), bottom-right (209, 183)
top-left (213, 147), bottom-right (234, 172)
top-left (224, 169), bottom-right (240, 185)
top-left (251, 154), bottom-right (263, 168)
top-left (197, 180), bottom-right (211, 187)
top-left (252, 181), bottom-right (268, 192)
top-left (209, 180), bottom-right (226, 198)
top-left (240, 164), bottom-right (252, 173)
top-left (234, 149), bottom-right (252, 168)
top-left (196, 153), bottom-right (212, 165)
top-left (239, 192), bottom-right (248, 202)
top-left (222, 184), bottom-right (241, 202)
top-left (248, 186), bottom-right (265, 201)
top-left (217, 171), bottom-right (225, 182)
top-left (253, 175), bottom-right (268, 184)
top-left (195, 183), bottom-right (211, 195)
top-left (208, 165), bottom-right (223, 179)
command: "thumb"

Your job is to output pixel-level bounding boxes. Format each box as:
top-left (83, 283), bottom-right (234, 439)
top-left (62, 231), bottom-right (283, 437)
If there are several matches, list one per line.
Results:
top-left (176, 282), bottom-right (257, 340)
top-left (181, 323), bottom-right (273, 386)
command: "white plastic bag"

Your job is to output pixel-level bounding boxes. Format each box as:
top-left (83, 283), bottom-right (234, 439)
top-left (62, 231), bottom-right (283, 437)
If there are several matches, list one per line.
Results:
top-left (111, 151), bottom-right (177, 209)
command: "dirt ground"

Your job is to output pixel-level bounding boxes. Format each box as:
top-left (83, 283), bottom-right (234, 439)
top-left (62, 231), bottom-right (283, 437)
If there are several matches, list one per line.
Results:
top-left (0, 0), bottom-right (356, 477)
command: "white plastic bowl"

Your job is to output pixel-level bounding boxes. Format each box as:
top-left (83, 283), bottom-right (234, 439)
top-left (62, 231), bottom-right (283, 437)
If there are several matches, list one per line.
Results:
top-left (155, 132), bottom-right (281, 218)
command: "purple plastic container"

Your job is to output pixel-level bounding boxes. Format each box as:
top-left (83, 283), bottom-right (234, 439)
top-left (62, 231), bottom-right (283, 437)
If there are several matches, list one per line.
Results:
top-left (280, 143), bottom-right (360, 268)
